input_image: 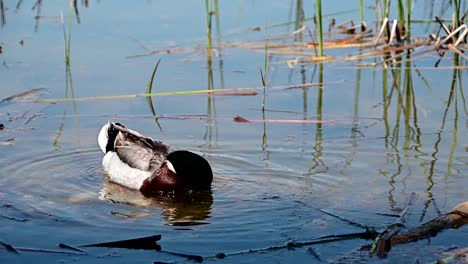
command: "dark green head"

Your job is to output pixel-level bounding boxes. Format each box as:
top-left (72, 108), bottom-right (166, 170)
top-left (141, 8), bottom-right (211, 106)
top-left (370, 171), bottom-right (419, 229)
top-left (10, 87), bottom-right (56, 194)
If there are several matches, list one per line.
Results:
top-left (166, 150), bottom-right (213, 190)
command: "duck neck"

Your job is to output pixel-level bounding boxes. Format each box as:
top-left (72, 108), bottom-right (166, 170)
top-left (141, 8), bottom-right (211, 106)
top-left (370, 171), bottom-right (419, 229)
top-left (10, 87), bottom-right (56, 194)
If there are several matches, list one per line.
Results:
top-left (140, 162), bottom-right (182, 194)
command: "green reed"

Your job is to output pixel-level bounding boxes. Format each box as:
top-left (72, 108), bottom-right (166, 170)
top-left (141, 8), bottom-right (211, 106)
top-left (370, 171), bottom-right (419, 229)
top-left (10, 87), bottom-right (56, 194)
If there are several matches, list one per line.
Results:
top-left (383, 0), bottom-right (390, 20)
top-left (315, 0), bottom-right (323, 56)
top-left (359, 0), bottom-right (364, 23)
top-left (145, 58), bottom-right (163, 130)
top-left (205, 0), bottom-right (212, 52)
top-left (406, 0), bottom-right (411, 40)
top-left (146, 59), bottom-right (161, 94)
top-left (453, 0), bottom-right (460, 27)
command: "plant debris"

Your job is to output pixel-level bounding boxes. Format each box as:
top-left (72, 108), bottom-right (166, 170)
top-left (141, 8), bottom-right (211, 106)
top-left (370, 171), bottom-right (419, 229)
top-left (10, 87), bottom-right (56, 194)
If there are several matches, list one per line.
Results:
top-left (0, 88), bottom-right (47, 104)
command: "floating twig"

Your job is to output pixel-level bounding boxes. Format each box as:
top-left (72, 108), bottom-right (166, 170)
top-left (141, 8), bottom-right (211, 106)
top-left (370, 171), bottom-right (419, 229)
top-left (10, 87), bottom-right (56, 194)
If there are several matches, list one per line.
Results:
top-left (233, 115), bottom-right (338, 124)
top-left (0, 88), bottom-right (46, 103)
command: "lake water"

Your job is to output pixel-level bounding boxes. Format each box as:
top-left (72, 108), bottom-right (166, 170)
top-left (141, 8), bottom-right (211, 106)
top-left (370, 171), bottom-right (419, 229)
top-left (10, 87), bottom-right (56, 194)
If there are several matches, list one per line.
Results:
top-left (1, 1), bottom-right (467, 263)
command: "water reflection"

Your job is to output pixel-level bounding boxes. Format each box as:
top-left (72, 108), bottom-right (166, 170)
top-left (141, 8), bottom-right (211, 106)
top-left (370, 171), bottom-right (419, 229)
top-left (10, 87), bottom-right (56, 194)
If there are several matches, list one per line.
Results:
top-left (310, 64), bottom-right (326, 173)
top-left (100, 179), bottom-right (213, 226)
top-left (0, 0), bottom-right (5, 27)
top-left (2, 1), bottom-right (468, 261)
top-left (202, 0), bottom-right (220, 149)
top-left (54, 6), bottom-right (79, 147)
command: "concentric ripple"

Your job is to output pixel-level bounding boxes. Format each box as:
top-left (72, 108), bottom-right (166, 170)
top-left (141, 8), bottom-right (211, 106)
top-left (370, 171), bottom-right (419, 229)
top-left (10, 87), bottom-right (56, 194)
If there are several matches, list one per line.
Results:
top-left (0, 142), bottom-right (352, 247)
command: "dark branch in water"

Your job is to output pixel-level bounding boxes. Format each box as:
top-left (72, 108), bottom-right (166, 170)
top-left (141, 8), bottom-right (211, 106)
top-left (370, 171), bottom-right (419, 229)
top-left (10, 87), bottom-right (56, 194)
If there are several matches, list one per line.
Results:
top-left (58, 243), bottom-right (86, 253)
top-left (205, 234), bottom-right (365, 262)
top-left (390, 201), bottom-right (468, 245)
top-left (0, 241), bottom-right (86, 255)
top-left (372, 192), bottom-right (418, 257)
top-left (0, 240), bottom-right (20, 254)
top-left (79, 234), bottom-right (162, 250)
top-left (79, 234), bottom-right (203, 262)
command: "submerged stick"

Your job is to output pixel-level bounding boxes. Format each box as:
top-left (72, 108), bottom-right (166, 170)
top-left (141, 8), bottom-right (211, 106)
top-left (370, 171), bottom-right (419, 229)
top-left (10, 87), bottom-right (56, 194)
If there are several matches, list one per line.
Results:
top-left (0, 242), bottom-right (86, 255)
top-left (390, 201), bottom-right (468, 245)
top-left (373, 192), bottom-right (418, 257)
top-left (0, 240), bottom-right (20, 254)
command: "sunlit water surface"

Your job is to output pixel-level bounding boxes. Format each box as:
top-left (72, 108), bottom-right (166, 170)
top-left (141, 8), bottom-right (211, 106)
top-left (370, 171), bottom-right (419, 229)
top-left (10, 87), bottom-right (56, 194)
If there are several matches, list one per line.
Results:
top-left (1, 1), bottom-right (467, 263)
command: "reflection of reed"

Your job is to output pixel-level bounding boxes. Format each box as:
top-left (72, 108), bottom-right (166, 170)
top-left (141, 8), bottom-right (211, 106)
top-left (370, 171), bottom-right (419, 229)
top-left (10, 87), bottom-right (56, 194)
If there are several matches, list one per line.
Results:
top-left (72, 0), bottom-right (80, 24)
top-left (32, 0), bottom-right (43, 32)
top-left (379, 51), bottom-right (423, 208)
top-left (54, 7), bottom-right (78, 147)
top-left (422, 53), bottom-right (464, 218)
top-left (203, 0), bottom-right (219, 148)
top-left (260, 10), bottom-right (271, 160)
top-left (445, 54), bottom-right (465, 175)
top-left (0, 0), bottom-right (5, 27)
top-left (308, 64), bottom-right (327, 173)
top-left (378, 49), bottom-right (466, 211)
top-left (146, 59), bottom-right (163, 131)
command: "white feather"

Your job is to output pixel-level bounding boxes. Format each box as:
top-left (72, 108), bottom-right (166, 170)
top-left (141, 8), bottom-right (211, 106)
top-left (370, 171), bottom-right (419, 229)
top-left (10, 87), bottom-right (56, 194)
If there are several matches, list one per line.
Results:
top-left (98, 122), bottom-right (110, 153)
top-left (102, 152), bottom-right (152, 190)
top-left (166, 160), bottom-right (176, 174)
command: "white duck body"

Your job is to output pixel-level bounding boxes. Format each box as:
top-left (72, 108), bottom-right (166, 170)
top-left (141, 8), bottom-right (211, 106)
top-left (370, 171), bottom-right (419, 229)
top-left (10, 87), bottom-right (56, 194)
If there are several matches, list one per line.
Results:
top-left (98, 122), bottom-right (176, 190)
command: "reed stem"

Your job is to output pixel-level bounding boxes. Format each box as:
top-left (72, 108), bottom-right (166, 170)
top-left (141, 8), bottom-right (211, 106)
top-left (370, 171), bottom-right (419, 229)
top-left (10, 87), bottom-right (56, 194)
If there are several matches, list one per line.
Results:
top-left (315, 0), bottom-right (323, 56)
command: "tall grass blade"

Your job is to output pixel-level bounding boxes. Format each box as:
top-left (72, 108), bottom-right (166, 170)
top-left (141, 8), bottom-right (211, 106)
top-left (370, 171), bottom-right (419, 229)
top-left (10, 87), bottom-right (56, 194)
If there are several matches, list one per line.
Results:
top-left (359, 0), bottom-right (364, 24)
top-left (315, 0), bottom-right (324, 56)
top-left (146, 59), bottom-right (161, 94)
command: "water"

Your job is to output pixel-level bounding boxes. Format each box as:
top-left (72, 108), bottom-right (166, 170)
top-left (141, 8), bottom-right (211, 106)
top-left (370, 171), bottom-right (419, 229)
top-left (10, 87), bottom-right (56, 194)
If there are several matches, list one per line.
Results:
top-left (1, 1), bottom-right (467, 263)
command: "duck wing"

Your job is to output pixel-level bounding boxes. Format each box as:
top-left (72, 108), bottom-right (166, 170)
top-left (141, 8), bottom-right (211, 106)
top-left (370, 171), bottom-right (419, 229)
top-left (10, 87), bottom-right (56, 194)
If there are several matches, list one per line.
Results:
top-left (111, 123), bottom-right (175, 172)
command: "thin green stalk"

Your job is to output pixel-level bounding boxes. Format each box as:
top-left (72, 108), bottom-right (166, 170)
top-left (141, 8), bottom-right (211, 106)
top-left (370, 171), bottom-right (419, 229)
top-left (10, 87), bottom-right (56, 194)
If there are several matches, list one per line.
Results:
top-left (36, 88), bottom-right (253, 103)
top-left (397, 0), bottom-right (404, 22)
top-left (453, 0), bottom-right (460, 28)
top-left (146, 59), bottom-right (163, 131)
top-left (384, 0), bottom-right (390, 19)
top-left (146, 59), bottom-right (161, 94)
top-left (359, 0), bottom-right (364, 23)
top-left (315, 0), bottom-right (323, 57)
top-left (263, 37), bottom-right (269, 86)
top-left (405, 0), bottom-right (411, 40)
top-left (205, 0), bottom-right (212, 52)
top-left (214, 0), bottom-right (225, 89)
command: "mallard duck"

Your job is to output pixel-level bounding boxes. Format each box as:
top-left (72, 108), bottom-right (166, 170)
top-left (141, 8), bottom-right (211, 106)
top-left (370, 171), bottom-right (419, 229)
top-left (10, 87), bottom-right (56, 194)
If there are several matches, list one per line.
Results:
top-left (98, 122), bottom-right (213, 195)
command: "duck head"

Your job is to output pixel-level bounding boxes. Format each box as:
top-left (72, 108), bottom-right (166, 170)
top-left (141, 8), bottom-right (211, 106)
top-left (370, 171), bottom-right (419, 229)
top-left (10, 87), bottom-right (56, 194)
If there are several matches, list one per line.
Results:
top-left (141, 150), bottom-right (213, 195)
